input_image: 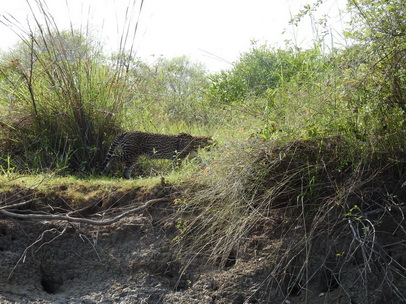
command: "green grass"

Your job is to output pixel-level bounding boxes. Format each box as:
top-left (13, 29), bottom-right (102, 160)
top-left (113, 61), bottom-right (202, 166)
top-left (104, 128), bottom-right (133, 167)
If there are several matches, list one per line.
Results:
top-left (0, 173), bottom-right (138, 193)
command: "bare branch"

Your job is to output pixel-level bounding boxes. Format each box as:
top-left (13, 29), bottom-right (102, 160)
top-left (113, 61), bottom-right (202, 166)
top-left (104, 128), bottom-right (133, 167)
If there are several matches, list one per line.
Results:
top-left (0, 200), bottom-right (34, 210)
top-left (0, 198), bottom-right (169, 226)
top-left (8, 224), bottom-right (68, 281)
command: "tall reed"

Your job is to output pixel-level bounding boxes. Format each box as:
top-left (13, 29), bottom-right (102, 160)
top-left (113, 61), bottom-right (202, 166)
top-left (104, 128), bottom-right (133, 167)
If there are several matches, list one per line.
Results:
top-left (0, 0), bottom-right (143, 172)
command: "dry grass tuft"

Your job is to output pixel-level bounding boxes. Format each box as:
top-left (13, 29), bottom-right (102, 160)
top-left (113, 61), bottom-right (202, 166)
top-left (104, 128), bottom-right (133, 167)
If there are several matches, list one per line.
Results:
top-left (176, 135), bottom-right (406, 302)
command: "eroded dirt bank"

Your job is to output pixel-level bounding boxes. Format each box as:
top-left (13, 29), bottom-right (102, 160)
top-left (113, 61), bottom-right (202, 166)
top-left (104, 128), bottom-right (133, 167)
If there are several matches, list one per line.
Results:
top-left (1, 181), bottom-right (405, 304)
top-left (0, 197), bottom-right (273, 304)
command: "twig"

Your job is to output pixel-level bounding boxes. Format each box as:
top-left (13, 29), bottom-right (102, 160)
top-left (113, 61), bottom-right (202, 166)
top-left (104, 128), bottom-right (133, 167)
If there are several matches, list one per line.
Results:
top-left (0, 200), bottom-right (33, 210)
top-left (8, 225), bottom-right (68, 281)
top-left (36, 223), bottom-right (68, 252)
top-left (0, 198), bottom-right (169, 226)
top-left (363, 206), bottom-right (406, 217)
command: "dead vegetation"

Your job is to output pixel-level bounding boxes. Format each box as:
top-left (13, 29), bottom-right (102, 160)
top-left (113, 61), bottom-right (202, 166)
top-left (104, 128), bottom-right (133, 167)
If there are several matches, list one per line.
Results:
top-left (175, 136), bottom-right (406, 303)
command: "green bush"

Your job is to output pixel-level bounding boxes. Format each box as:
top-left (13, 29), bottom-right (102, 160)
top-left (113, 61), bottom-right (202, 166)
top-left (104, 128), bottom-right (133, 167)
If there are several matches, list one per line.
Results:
top-left (344, 0), bottom-right (405, 136)
top-left (0, 29), bottom-right (130, 172)
top-left (206, 43), bottom-right (334, 104)
top-left (125, 56), bottom-right (212, 129)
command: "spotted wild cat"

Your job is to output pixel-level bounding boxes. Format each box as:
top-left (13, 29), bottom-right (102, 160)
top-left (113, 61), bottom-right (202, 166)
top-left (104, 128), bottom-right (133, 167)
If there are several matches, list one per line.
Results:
top-left (101, 131), bottom-right (212, 178)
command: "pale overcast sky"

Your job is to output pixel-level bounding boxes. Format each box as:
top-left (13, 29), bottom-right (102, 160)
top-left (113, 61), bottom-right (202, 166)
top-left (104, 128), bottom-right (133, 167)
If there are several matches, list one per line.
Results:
top-left (0, 0), bottom-right (349, 71)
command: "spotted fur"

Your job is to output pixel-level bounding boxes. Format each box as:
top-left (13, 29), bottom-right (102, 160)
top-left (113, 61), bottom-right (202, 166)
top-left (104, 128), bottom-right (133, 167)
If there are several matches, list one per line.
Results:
top-left (102, 131), bottom-right (212, 178)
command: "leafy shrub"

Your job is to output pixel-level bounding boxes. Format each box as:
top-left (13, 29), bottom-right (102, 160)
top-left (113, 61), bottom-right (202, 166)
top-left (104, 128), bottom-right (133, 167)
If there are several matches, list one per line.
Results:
top-left (206, 43), bottom-right (334, 104)
top-left (0, 4), bottom-right (139, 172)
top-left (127, 56), bottom-right (212, 128)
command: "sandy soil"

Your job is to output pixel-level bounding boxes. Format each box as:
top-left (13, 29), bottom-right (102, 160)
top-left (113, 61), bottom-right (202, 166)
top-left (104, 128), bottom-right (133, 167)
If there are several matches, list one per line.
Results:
top-left (1, 195), bottom-right (405, 304)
